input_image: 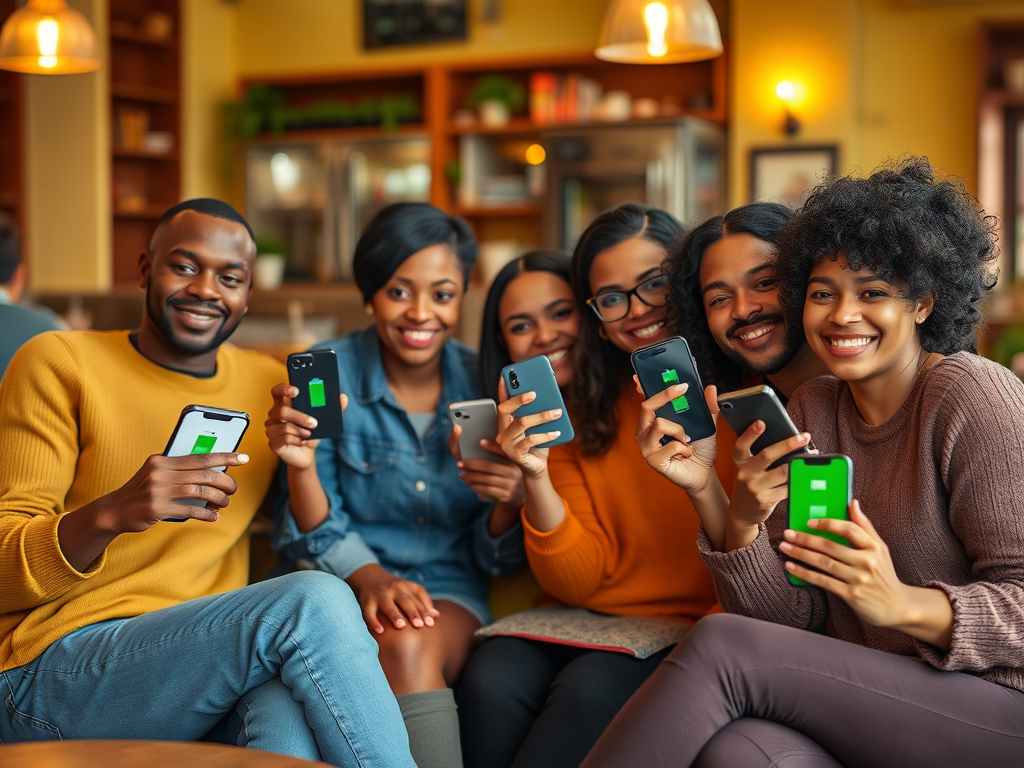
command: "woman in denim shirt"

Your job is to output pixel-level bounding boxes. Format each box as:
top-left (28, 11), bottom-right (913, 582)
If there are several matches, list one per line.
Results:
top-left (266, 203), bottom-right (525, 768)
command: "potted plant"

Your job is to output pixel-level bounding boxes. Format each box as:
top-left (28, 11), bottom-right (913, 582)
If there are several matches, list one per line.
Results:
top-left (467, 74), bottom-right (525, 128)
top-left (253, 235), bottom-right (289, 291)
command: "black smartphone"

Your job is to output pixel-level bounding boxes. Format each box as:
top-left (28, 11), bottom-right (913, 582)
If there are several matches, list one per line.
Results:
top-left (501, 355), bottom-right (575, 448)
top-left (162, 405), bottom-right (250, 522)
top-left (287, 349), bottom-right (344, 441)
top-left (630, 336), bottom-right (715, 443)
top-left (787, 454), bottom-right (853, 587)
top-left (717, 385), bottom-right (810, 466)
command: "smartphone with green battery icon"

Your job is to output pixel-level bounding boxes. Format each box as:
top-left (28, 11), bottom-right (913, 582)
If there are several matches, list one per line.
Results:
top-left (162, 405), bottom-right (250, 522)
top-left (787, 455), bottom-right (853, 587)
top-left (631, 336), bottom-right (716, 443)
top-left (287, 349), bottom-right (344, 440)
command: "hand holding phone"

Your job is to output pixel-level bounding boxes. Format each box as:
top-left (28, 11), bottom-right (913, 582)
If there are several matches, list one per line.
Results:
top-left (448, 399), bottom-right (521, 506)
top-left (786, 455), bottom-right (852, 587)
top-left (501, 355), bottom-right (574, 448)
top-left (266, 382), bottom-right (349, 471)
top-left (718, 386), bottom-right (810, 466)
top-left (631, 336), bottom-right (716, 444)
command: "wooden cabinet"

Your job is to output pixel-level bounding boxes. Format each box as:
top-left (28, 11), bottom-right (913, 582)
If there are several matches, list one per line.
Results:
top-left (0, 0), bottom-right (24, 254)
top-left (109, 0), bottom-right (181, 285)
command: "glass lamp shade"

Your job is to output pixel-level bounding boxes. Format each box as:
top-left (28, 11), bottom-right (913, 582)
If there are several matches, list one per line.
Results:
top-left (0, 0), bottom-right (100, 74)
top-left (595, 0), bottom-right (723, 64)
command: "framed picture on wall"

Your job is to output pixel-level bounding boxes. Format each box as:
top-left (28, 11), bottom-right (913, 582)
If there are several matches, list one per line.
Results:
top-left (749, 146), bottom-right (838, 208)
top-left (363, 0), bottom-right (468, 49)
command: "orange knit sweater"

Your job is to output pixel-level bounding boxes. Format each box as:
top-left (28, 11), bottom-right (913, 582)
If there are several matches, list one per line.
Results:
top-left (523, 387), bottom-right (737, 625)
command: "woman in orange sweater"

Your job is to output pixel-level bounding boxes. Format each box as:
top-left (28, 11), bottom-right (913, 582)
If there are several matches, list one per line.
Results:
top-left (458, 204), bottom-right (737, 768)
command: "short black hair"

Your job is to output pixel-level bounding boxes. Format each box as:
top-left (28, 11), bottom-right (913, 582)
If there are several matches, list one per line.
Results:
top-left (156, 198), bottom-right (255, 242)
top-left (776, 156), bottom-right (998, 355)
top-left (665, 202), bottom-right (794, 390)
top-left (352, 202), bottom-right (476, 304)
top-left (478, 249), bottom-right (572, 401)
top-left (0, 212), bottom-right (20, 284)
top-left (569, 203), bottom-right (685, 456)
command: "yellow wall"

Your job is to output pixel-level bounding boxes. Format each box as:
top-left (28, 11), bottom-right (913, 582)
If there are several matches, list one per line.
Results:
top-left (24, 0), bottom-right (109, 291)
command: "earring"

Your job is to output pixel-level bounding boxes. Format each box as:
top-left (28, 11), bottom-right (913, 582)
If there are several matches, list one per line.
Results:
top-left (365, 305), bottom-right (374, 316)
top-left (598, 326), bottom-right (608, 340)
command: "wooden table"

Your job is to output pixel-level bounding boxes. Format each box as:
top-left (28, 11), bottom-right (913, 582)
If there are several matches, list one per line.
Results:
top-left (0, 740), bottom-right (329, 767)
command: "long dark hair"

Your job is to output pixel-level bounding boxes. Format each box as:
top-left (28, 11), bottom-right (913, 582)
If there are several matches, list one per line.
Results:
top-left (570, 203), bottom-right (685, 456)
top-left (665, 203), bottom-right (794, 390)
top-left (478, 250), bottom-right (572, 401)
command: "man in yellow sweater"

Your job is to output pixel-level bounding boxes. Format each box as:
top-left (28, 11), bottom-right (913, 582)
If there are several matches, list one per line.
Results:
top-left (0, 199), bottom-right (414, 768)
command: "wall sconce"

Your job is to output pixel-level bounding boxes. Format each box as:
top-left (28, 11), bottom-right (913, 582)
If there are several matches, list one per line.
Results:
top-left (0, 0), bottom-right (101, 74)
top-left (776, 81), bottom-right (801, 137)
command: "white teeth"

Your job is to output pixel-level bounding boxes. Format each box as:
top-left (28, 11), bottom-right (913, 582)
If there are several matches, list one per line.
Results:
top-left (546, 349), bottom-right (568, 363)
top-left (632, 322), bottom-right (664, 339)
top-left (831, 337), bottom-right (873, 348)
top-left (739, 325), bottom-right (775, 341)
top-left (403, 330), bottom-right (436, 341)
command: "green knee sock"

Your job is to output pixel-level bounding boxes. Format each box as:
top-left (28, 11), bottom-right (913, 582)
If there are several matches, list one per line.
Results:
top-left (396, 688), bottom-right (464, 768)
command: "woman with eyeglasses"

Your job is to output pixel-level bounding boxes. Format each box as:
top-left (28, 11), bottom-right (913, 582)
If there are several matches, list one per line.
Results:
top-left (457, 204), bottom-right (738, 768)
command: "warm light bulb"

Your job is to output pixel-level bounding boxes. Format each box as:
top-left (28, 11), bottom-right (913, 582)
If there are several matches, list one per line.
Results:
top-left (37, 16), bottom-right (58, 68)
top-left (525, 144), bottom-right (546, 165)
top-left (643, 3), bottom-right (668, 58)
top-left (776, 81), bottom-right (796, 101)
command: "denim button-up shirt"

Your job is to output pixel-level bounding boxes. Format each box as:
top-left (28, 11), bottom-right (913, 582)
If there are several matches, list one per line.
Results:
top-left (273, 327), bottom-right (525, 623)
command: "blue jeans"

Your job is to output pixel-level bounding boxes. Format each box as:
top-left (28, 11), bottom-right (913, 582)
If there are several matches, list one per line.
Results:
top-left (0, 572), bottom-right (415, 768)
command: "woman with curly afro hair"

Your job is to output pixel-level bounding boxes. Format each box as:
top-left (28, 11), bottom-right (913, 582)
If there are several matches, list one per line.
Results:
top-left (582, 157), bottom-right (1024, 768)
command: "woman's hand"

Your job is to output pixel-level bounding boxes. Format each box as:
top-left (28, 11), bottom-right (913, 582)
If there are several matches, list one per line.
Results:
top-left (778, 500), bottom-right (953, 648)
top-left (634, 378), bottom-right (718, 494)
top-left (347, 563), bottom-right (441, 635)
top-left (265, 383), bottom-right (348, 470)
top-left (448, 424), bottom-right (525, 508)
top-left (495, 377), bottom-right (562, 480)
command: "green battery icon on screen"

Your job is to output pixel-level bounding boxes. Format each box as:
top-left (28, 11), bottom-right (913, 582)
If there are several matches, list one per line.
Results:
top-left (308, 378), bottom-right (326, 408)
top-left (191, 434), bottom-right (217, 454)
top-left (661, 369), bottom-right (689, 413)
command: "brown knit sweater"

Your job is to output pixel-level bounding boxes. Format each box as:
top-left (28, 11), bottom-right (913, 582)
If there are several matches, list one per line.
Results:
top-left (698, 352), bottom-right (1024, 693)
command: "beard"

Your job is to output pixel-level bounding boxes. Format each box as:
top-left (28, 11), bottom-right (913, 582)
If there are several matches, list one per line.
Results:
top-left (723, 312), bottom-right (806, 376)
top-left (146, 284), bottom-right (243, 357)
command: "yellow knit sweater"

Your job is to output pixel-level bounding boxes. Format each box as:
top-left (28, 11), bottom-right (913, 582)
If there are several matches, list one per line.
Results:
top-left (0, 331), bottom-right (284, 669)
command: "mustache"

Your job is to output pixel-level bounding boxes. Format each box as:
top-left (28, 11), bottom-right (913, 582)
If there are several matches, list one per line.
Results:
top-left (167, 297), bottom-right (228, 318)
top-left (726, 312), bottom-right (785, 340)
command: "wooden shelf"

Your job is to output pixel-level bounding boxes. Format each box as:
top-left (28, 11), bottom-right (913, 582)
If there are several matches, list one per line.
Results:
top-left (251, 123), bottom-right (427, 143)
top-left (114, 206), bottom-right (168, 219)
top-left (113, 148), bottom-right (178, 161)
top-left (981, 89), bottom-right (1024, 107)
top-left (445, 114), bottom-right (720, 136)
top-left (111, 83), bottom-right (178, 105)
top-left (111, 29), bottom-right (178, 49)
top-left (453, 204), bottom-right (542, 217)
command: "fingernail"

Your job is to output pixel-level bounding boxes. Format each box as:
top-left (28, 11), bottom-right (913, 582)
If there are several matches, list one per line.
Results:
top-left (779, 541), bottom-right (792, 551)
top-left (412, 618), bottom-right (423, 627)
top-left (672, 383), bottom-right (687, 392)
top-left (552, 409), bottom-right (562, 417)
top-left (213, 513), bottom-right (220, 521)
top-left (308, 418), bottom-right (318, 428)
top-left (550, 431), bottom-right (562, 437)
top-left (430, 609), bottom-right (441, 616)
top-left (237, 454), bottom-right (249, 463)
top-left (784, 529), bottom-right (796, 539)
top-left (425, 616), bottom-right (435, 626)
top-left (800, 433), bottom-right (810, 442)
top-left (807, 519), bottom-right (819, 528)
top-left (395, 619), bottom-right (406, 628)
top-left (375, 626), bottom-right (384, 634)
top-left (684, 435), bottom-right (692, 444)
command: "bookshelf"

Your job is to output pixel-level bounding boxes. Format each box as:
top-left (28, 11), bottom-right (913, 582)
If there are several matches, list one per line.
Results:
top-left (109, 0), bottom-right (181, 285)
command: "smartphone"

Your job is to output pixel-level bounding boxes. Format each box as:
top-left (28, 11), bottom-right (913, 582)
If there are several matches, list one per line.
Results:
top-left (630, 336), bottom-right (715, 443)
top-left (717, 385), bottom-right (810, 466)
top-left (448, 398), bottom-right (506, 462)
top-left (287, 349), bottom-right (344, 441)
top-left (501, 355), bottom-right (575, 448)
top-left (162, 405), bottom-right (250, 522)
top-left (787, 454), bottom-right (853, 586)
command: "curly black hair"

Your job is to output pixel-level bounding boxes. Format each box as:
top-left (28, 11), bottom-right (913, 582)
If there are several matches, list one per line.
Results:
top-left (776, 156), bottom-right (998, 355)
top-left (664, 202), bottom-right (794, 390)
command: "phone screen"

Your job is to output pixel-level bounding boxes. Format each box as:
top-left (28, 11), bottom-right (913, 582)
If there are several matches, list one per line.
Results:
top-left (164, 406), bottom-right (249, 519)
top-left (631, 337), bottom-right (715, 443)
top-left (787, 455), bottom-right (852, 586)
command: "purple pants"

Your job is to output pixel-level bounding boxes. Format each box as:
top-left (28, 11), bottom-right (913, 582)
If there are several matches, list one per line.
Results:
top-left (581, 613), bottom-right (1024, 768)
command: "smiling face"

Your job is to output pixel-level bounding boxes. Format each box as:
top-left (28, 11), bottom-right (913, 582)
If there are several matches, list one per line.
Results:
top-left (499, 270), bottom-right (579, 388)
top-left (370, 243), bottom-right (464, 369)
top-left (699, 232), bottom-right (804, 376)
top-left (803, 256), bottom-right (933, 384)
top-left (139, 210), bottom-right (254, 358)
top-left (588, 236), bottom-right (671, 354)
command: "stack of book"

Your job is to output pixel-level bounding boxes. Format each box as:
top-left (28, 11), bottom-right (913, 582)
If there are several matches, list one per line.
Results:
top-left (529, 72), bottom-right (603, 125)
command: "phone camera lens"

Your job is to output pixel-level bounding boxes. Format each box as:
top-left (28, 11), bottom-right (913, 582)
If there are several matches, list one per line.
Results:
top-left (721, 402), bottom-right (733, 411)
top-left (509, 371), bottom-right (520, 389)
top-left (289, 359), bottom-right (300, 369)
top-left (454, 410), bottom-right (464, 419)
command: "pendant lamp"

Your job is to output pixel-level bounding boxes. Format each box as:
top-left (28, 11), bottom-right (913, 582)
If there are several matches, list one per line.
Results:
top-left (595, 0), bottom-right (723, 64)
top-left (0, 0), bottom-right (100, 74)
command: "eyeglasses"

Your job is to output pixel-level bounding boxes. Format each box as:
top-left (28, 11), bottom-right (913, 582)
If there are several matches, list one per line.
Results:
top-left (586, 274), bottom-right (670, 322)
